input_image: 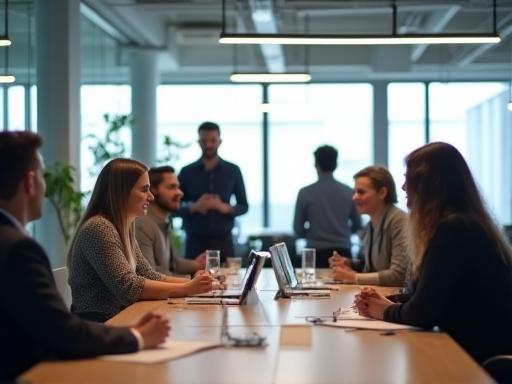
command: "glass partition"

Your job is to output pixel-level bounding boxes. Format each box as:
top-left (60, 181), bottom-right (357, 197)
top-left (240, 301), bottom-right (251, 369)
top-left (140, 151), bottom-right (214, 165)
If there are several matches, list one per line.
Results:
top-left (157, 84), bottom-right (263, 235)
top-left (268, 83), bottom-right (373, 232)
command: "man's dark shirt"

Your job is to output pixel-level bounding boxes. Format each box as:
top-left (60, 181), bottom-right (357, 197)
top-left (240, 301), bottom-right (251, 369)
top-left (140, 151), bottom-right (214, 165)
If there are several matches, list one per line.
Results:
top-left (178, 157), bottom-right (248, 237)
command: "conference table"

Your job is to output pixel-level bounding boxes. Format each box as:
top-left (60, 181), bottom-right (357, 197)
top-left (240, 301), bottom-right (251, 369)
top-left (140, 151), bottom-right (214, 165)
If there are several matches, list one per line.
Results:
top-left (22, 269), bottom-right (493, 384)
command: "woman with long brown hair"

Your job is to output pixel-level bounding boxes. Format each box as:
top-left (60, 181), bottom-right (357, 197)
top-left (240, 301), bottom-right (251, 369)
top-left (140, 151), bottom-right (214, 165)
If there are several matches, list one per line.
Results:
top-left (355, 142), bottom-right (512, 363)
top-left (68, 158), bottom-right (212, 322)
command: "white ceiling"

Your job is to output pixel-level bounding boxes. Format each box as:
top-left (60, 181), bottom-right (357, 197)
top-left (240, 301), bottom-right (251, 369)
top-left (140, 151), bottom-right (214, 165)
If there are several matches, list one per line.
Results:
top-left (14, 1), bottom-right (512, 84)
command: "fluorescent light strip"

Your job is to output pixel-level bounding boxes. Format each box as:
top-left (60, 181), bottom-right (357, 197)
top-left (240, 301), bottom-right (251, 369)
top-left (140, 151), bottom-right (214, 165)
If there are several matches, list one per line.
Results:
top-left (220, 33), bottom-right (501, 45)
top-left (230, 73), bottom-right (311, 83)
top-left (0, 37), bottom-right (11, 46)
top-left (0, 75), bottom-right (15, 83)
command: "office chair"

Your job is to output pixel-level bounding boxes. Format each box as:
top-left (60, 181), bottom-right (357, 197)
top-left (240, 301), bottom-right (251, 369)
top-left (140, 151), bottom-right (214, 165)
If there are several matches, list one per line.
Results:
top-left (483, 355), bottom-right (512, 384)
top-left (52, 267), bottom-right (72, 310)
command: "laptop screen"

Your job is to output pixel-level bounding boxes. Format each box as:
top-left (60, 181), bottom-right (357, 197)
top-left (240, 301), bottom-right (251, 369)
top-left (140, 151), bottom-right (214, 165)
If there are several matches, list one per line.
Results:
top-left (239, 250), bottom-right (269, 304)
top-left (271, 242), bottom-right (298, 288)
top-left (269, 244), bottom-right (289, 290)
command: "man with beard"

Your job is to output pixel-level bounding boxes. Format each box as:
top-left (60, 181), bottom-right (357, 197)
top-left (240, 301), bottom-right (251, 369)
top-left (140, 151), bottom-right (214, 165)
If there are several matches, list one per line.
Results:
top-left (135, 166), bottom-right (206, 275)
top-left (177, 122), bottom-right (248, 263)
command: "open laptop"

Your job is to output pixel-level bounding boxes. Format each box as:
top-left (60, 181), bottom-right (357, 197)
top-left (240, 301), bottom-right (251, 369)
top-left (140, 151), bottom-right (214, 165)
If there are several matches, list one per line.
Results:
top-left (185, 250), bottom-right (269, 305)
top-left (269, 242), bottom-right (331, 297)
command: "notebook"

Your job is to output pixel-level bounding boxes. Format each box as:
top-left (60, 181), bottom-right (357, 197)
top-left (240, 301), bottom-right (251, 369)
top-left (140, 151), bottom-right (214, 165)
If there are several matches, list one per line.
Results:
top-left (269, 242), bottom-right (331, 297)
top-left (185, 250), bottom-right (269, 305)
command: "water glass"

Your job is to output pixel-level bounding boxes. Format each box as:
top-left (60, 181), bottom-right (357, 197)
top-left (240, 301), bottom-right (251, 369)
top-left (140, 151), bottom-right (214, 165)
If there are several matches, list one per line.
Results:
top-left (301, 248), bottom-right (316, 283)
top-left (206, 249), bottom-right (221, 278)
top-left (226, 257), bottom-right (242, 275)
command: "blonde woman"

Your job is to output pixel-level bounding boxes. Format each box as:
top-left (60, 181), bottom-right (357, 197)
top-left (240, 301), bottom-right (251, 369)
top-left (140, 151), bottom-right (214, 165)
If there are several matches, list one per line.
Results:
top-left (355, 142), bottom-right (512, 363)
top-left (68, 158), bottom-right (212, 322)
top-left (329, 166), bottom-right (408, 286)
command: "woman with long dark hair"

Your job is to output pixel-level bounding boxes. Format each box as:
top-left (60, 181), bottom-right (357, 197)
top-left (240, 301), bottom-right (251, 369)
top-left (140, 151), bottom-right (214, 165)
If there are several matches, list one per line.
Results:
top-left (355, 142), bottom-right (512, 363)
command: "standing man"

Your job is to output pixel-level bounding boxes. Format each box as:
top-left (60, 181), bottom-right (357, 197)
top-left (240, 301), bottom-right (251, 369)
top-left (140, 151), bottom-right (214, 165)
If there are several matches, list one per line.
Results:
top-left (293, 145), bottom-right (362, 267)
top-left (0, 131), bottom-right (169, 381)
top-left (178, 122), bottom-right (248, 263)
top-left (136, 166), bottom-right (206, 275)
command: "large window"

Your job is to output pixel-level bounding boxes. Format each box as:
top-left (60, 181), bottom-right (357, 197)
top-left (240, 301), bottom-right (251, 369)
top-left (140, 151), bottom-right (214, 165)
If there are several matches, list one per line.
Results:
top-left (157, 84), bottom-right (263, 235)
top-left (80, 85), bottom-right (132, 193)
top-left (8, 86), bottom-right (25, 131)
top-left (268, 84), bottom-right (373, 232)
top-left (387, 83), bottom-right (426, 209)
top-left (429, 82), bottom-right (511, 224)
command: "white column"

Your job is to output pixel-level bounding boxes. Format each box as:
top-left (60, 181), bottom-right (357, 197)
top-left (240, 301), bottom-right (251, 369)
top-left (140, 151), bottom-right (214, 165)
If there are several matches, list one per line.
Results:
top-left (130, 50), bottom-right (159, 166)
top-left (34, 0), bottom-right (81, 267)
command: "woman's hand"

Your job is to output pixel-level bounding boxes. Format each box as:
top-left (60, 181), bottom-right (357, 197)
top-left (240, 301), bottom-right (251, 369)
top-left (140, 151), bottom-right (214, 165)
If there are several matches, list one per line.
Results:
top-left (133, 312), bottom-right (171, 349)
top-left (332, 266), bottom-right (357, 283)
top-left (354, 287), bottom-right (393, 320)
top-left (328, 251), bottom-right (351, 269)
top-left (185, 273), bottom-right (213, 294)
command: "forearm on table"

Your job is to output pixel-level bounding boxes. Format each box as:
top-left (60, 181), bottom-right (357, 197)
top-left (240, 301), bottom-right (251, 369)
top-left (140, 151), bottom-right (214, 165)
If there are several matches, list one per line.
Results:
top-left (139, 279), bottom-right (187, 299)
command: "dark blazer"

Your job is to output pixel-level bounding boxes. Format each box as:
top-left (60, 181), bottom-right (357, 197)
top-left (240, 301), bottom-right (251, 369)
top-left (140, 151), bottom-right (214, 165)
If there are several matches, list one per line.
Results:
top-left (0, 212), bottom-right (138, 381)
top-left (384, 215), bottom-right (512, 363)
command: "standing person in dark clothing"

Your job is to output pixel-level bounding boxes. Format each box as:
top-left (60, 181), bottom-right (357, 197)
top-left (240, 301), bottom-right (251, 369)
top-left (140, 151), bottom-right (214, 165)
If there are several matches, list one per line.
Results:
top-left (354, 142), bottom-right (512, 364)
top-left (293, 145), bottom-right (361, 267)
top-left (0, 131), bottom-right (170, 382)
top-left (178, 122), bottom-right (248, 263)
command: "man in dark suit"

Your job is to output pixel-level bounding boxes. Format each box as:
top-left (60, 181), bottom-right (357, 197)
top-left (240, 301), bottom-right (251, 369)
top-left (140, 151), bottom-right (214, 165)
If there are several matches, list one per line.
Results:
top-left (0, 131), bottom-right (170, 382)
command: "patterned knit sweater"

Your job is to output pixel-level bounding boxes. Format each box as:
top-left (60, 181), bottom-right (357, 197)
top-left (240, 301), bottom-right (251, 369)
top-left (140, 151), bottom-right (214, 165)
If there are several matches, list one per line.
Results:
top-left (68, 216), bottom-right (164, 322)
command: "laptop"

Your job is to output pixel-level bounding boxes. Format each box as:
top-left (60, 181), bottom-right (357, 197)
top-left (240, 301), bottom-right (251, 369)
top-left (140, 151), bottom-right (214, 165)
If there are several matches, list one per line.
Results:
top-left (185, 250), bottom-right (269, 305)
top-left (269, 242), bottom-right (331, 297)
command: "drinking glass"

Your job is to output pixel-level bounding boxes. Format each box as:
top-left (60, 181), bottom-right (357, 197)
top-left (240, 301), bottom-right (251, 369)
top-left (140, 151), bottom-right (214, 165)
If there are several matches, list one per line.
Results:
top-left (301, 248), bottom-right (316, 283)
top-left (206, 249), bottom-right (221, 278)
top-left (226, 257), bottom-right (242, 275)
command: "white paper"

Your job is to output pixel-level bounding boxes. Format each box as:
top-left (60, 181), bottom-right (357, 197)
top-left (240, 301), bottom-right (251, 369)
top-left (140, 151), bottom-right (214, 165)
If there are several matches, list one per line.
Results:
top-left (102, 339), bottom-right (221, 364)
top-left (324, 319), bottom-right (417, 331)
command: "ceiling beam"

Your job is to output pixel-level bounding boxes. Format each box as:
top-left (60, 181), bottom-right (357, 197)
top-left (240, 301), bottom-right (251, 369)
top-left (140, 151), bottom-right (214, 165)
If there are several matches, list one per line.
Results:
top-left (452, 13), bottom-right (512, 67)
top-left (249, 0), bottom-right (286, 72)
top-left (411, 5), bottom-right (460, 62)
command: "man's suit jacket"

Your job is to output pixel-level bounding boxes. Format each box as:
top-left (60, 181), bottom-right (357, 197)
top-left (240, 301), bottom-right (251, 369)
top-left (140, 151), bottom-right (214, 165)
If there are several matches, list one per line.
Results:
top-left (0, 212), bottom-right (138, 381)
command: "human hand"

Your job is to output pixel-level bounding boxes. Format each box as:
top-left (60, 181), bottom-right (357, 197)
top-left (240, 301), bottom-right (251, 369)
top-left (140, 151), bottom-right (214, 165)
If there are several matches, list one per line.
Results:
top-left (209, 194), bottom-right (233, 214)
top-left (358, 286), bottom-right (386, 299)
top-left (354, 287), bottom-right (393, 320)
top-left (194, 252), bottom-right (207, 270)
top-left (186, 273), bottom-right (213, 294)
top-left (328, 251), bottom-right (351, 269)
top-left (190, 194), bottom-right (215, 215)
top-left (332, 266), bottom-right (357, 284)
top-left (133, 312), bottom-right (171, 349)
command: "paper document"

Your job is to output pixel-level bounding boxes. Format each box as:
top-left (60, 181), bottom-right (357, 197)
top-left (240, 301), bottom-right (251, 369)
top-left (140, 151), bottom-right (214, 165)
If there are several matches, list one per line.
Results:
top-left (323, 319), bottom-right (417, 331)
top-left (300, 307), bottom-right (418, 331)
top-left (102, 339), bottom-right (221, 364)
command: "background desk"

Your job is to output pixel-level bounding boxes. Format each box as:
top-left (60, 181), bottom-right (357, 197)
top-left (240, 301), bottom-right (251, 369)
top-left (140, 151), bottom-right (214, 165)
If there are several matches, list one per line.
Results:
top-left (22, 270), bottom-right (492, 384)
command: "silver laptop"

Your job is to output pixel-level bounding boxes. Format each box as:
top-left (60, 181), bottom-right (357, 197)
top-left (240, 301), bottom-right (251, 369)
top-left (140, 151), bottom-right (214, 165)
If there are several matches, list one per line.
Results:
top-left (269, 242), bottom-right (331, 297)
top-left (186, 250), bottom-right (269, 304)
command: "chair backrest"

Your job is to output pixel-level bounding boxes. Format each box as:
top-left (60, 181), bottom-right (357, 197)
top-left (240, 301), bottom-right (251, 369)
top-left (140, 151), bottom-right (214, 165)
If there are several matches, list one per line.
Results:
top-left (483, 355), bottom-right (512, 383)
top-left (52, 267), bottom-right (72, 310)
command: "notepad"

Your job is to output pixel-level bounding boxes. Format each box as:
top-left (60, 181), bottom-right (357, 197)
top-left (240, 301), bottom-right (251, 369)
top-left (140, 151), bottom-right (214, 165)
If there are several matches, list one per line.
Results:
top-left (101, 339), bottom-right (221, 364)
top-left (323, 319), bottom-right (418, 331)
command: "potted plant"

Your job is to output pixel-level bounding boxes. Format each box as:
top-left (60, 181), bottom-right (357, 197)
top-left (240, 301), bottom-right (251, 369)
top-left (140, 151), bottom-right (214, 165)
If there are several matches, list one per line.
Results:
top-left (44, 163), bottom-right (86, 245)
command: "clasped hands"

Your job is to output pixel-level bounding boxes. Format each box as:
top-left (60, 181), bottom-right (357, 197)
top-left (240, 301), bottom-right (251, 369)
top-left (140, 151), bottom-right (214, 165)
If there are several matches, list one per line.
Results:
top-left (353, 287), bottom-right (393, 320)
top-left (190, 193), bottom-right (232, 215)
